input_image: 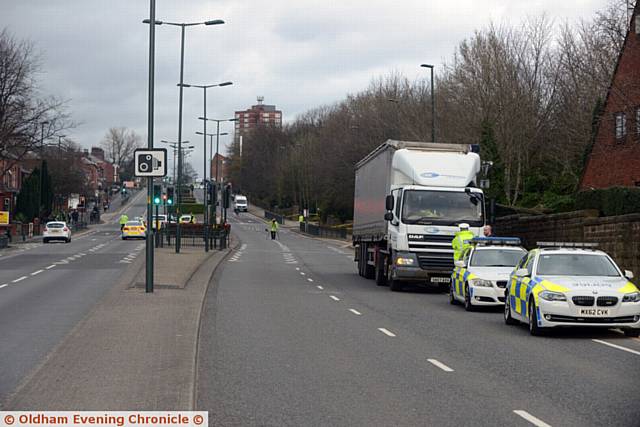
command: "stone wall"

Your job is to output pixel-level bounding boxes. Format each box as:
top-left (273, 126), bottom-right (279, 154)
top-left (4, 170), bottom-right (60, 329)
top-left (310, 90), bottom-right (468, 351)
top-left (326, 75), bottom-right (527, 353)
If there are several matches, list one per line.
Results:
top-left (494, 210), bottom-right (640, 275)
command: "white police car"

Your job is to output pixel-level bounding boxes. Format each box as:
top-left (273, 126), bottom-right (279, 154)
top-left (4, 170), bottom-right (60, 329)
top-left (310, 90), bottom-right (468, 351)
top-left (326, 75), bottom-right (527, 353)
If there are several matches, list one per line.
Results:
top-left (504, 242), bottom-right (640, 336)
top-left (450, 237), bottom-right (526, 311)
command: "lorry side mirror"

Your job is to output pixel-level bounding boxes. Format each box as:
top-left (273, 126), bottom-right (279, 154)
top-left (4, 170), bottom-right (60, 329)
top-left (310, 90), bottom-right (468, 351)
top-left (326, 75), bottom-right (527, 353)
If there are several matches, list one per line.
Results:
top-left (384, 212), bottom-right (394, 221)
top-left (385, 195), bottom-right (394, 211)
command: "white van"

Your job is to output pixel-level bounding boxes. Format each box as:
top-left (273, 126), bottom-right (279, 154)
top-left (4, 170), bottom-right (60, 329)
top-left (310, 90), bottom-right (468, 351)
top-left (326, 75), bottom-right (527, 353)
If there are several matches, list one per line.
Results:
top-left (234, 195), bottom-right (248, 212)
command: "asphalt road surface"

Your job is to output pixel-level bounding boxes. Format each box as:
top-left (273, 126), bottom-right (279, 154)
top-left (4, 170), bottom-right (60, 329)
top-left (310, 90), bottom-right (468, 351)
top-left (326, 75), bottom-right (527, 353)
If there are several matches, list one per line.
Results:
top-left (197, 213), bottom-right (640, 427)
top-left (0, 190), bottom-right (148, 405)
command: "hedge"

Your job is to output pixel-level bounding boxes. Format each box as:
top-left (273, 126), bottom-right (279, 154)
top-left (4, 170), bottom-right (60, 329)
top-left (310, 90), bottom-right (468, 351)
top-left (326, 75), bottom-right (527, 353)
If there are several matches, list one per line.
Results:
top-left (178, 203), bottom-right (205, 214)
top-left (575, 187), bottom-right (640, 216)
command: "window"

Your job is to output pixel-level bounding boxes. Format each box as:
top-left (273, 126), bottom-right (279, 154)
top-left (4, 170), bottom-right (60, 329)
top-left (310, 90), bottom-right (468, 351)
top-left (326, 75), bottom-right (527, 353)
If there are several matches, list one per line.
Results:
top-left (636, 107), bottom-right (640, 137)
top-left (394, 189), bottom-right (403, 218)
top-left (615, 112), bottom-right (626, 140)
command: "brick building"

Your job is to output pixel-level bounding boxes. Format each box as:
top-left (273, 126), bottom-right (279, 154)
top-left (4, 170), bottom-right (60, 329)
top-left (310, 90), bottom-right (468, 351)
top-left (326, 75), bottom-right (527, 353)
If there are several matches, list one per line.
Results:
top-left (210, 153), bottom-right (230, 183)
top-left (234, 96), bottom-right (282, 143)
top-left (581, 4), bottom-right (640, 189)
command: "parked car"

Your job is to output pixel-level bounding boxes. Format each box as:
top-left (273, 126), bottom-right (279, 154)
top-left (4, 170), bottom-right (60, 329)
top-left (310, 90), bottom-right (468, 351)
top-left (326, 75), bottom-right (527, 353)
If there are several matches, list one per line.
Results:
top-left (151, 214), bottom-right (167, 229)
top-left (43, 221), bottom-right (71, 243)
top-left (179, 214), bottom-right (196, 224)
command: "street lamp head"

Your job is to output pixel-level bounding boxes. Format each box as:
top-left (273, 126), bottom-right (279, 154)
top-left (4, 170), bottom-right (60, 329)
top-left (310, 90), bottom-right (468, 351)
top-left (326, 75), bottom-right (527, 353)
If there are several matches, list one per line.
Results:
top-left (219, 81), bottom-right (233, 87)
top-left (142, 19), bottom-right (164, 25)
top-left (228, 118), bottom-right (239, 122)
top-left (204, 19), bottom-right (225, 26)
top-left (219, 132), bottom-right (229, 136)
top-left (198, 116), bottom-right (207, 121)
top-left (420, 63), bottom-right (434, 69)
top-left (177, 83), bottom-right (191, 87)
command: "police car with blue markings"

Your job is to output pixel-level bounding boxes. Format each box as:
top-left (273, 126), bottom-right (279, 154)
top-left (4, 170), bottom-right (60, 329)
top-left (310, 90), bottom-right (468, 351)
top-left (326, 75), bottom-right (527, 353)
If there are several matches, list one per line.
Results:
top-left (504, 242), bottom-right (640, 336)
top-left (450, 237), bottom-right (527, 311)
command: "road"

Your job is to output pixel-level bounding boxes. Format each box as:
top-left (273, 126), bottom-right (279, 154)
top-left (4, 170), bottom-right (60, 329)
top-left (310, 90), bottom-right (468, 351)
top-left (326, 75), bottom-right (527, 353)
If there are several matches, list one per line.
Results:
top-left (197, 213), bottom-right (640, 427)
top-left (0, 190), bottom-right (147, 404)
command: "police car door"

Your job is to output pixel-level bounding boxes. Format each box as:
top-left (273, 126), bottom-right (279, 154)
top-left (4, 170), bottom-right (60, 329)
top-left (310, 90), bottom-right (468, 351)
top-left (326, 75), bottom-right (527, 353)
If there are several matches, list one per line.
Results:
top-left (510, 253), bottom-right (534, 322)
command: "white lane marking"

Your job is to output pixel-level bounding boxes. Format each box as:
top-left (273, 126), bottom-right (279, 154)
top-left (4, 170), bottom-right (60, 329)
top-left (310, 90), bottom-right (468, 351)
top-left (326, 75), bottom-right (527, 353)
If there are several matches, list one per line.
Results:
top-left (427, 359), bottom-right (454, 372)
top-left (592, 339), bottom-right (640, 357)
top-left (31, 270), bottom-right (44, 276)
top-left (349, 308), bottom-right (362, 315)
top-left (12, 276), bottom-right (27, 283)
top-left (91, 238), bottom-right (97, 241)
top-left (329, 295), bottom-right (340, 301)
top-left (300, 272), bottom-right (306, 276)
top-left (378, 328), bottom-right (396, 337)
top-left (513, 410), bottom-right (552, 427)
top-left (317, 285), bottom-right (324, 290)
top-left (46, 265), bottom-right (56, 269)
top-left (295, 267), bottom-right (300, 271)
top-left (307, 278), bottom-right (313, 282)
top-left (0, 284), bottom-right (7, 289)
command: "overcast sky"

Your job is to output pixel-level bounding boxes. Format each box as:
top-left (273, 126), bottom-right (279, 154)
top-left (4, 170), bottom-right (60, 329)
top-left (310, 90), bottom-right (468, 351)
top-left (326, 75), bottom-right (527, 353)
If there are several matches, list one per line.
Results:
top-left (2, 0), bottom-right (609, 178)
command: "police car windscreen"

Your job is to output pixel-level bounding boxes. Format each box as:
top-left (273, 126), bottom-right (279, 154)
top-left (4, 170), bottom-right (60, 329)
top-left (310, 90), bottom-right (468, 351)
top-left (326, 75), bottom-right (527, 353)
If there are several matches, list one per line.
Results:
top-left (402, 190), bottom-right (483, 226)
top-left (470, 249), bottom-right (525, 267)
top-left (537, 254), bottom-right (620, 277)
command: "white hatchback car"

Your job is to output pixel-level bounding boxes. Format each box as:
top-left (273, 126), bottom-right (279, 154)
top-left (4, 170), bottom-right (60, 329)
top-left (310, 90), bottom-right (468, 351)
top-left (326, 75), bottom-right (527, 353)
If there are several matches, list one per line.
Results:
top-left (43, 221), bottom-right (71, 243)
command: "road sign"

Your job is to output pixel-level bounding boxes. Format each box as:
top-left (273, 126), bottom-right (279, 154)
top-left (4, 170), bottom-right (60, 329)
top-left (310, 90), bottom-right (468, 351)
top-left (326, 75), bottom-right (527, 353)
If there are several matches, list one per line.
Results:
top-left (0, 211), bottom-right (9, 225)
top-left (134, 149), bottom-right (167, 177)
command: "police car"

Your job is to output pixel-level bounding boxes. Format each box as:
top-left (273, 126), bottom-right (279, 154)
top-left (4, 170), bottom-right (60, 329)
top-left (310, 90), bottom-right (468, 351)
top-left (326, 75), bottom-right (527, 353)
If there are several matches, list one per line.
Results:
top-left (450, 237), bottom-right (526, 311)
top-left (504, 242), bottom-right (640, 337)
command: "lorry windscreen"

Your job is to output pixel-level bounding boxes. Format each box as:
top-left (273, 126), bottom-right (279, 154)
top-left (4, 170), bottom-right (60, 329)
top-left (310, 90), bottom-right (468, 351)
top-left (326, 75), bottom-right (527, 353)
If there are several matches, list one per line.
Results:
top-left (401, 190), bottom-right (483, 226)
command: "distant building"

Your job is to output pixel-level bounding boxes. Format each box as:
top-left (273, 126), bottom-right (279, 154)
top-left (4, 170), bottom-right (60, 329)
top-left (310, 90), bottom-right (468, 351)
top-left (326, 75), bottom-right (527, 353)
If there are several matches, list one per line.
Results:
top-left (581, 3), bottom-right (640, 189)
top-left (234, 96), bottom-right (282, 142)
top-left (210, 153), bottom-right (230, 184)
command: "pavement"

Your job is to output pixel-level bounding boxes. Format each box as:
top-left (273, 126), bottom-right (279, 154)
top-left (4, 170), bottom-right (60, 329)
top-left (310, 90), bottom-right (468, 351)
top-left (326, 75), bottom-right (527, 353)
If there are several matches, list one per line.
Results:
top-left (2, 190), bottom-right (232, 410)
top-left (195, 211), bottom-right (640, 427)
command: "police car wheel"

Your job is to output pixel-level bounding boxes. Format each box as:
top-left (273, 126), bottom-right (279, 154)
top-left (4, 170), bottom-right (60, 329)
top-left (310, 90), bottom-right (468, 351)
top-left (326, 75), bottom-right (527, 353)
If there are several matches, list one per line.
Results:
top-left (464, 284), bottom-right (474, 312)
top-left (504, 295), bottom-right (518, 325)
top-left (624, 329), bottom-right (640, 337)
top-left (449, 285), bottom-right (458, 305)
top-left (528, 299), bottom-right (544, 336)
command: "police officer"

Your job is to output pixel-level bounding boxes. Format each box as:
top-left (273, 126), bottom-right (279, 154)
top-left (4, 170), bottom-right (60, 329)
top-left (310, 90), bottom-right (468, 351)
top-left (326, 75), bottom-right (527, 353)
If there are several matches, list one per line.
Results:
top-left (452, 223), bottom-right (474, 261)
top-left (119, 213), bottom-right (129, 231)
top-left (270, 219), bottom-right (279, 240)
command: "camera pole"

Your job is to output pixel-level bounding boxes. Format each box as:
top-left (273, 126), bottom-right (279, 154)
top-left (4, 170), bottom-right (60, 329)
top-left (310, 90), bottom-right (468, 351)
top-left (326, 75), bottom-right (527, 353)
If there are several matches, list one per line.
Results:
top-left (145, 0), bottom-right (156, 293)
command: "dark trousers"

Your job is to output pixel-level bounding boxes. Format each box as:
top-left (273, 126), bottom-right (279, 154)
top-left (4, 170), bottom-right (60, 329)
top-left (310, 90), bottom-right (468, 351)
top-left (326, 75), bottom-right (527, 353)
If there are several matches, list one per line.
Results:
top-left (270, 231), bottom-right (276, 240)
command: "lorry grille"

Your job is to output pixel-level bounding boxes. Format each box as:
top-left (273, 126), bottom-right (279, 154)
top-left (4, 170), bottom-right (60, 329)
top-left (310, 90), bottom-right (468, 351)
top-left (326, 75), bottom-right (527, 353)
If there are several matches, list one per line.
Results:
top-left (597, 296), bottom-right (618, 307)
top-left (418, 254), bottom-right (454, 271)
top-left (572, 296), bottom-right (595, 306)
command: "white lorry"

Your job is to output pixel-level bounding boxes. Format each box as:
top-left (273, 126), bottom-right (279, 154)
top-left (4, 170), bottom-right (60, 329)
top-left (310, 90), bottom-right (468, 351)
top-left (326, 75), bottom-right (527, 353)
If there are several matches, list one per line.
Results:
top-left (353, 140), bottom-right (487, 291)
top-left (234, 195), bottom-right (248, 212)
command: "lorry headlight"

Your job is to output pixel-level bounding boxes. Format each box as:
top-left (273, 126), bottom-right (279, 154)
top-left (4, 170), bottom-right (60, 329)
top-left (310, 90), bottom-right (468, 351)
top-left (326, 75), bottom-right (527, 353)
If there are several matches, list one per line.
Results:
top-left (396, 257), bottom-right (415, 266)
top-left (539, 290), bottom-right (566, 302)
top-left (470, 279), bottom-right (493, 287)
top-left (622, 292), bottom-right (640, 303)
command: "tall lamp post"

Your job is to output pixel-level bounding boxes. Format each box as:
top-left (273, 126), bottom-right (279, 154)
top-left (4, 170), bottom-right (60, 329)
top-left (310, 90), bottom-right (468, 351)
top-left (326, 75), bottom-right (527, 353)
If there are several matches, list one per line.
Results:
top-left (144, 16), bottom-right (225, 253)
top-left (197, 117), bottom-right (238, 226)
top-left (38, 121), bottom-right (49, 220)
top-left (196, 131), bottom-right (227, 231)
top-left (420, 64), bottom-right (436, 143)
top-left (180, 81), bottom-right (232, 251)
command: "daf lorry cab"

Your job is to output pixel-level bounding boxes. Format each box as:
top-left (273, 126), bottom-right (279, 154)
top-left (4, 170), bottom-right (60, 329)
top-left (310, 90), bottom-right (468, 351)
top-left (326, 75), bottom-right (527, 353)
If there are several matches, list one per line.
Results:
top-left (352, 140), bottom-right (487, 291)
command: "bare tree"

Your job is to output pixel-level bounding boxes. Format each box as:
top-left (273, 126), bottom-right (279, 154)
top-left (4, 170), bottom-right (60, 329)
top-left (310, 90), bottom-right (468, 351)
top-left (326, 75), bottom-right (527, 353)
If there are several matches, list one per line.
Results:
top-left (100, 127), bottom-right (141, 171)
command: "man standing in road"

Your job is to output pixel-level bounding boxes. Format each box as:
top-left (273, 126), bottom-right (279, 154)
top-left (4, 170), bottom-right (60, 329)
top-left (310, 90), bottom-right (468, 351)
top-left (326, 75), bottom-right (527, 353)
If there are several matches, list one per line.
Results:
top-left (270, 219), bottom-right (279, 240)
top-left (451, 223), bottom-right (474, 261)
top-left (119, 213), bottom-right (129, 231)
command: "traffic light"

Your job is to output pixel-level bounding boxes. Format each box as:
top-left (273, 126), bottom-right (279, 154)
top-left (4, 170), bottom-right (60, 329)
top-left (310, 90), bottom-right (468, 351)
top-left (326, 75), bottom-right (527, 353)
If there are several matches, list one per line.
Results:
top-left (166, 186), bottom-right (174, 205)
top-left (223, 184), bottom-right (231, 209)
top-left (207, 182), bottom-right (216, 205)
top-left (153, 184), bottom-right (161, 205)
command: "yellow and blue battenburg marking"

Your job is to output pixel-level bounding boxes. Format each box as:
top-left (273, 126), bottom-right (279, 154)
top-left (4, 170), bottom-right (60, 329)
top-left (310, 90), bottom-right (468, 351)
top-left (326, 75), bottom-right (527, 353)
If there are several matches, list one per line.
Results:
top-left (509, 276), bottom-right (570, 320)
top-left (451, 268), bottom-right (477, 297)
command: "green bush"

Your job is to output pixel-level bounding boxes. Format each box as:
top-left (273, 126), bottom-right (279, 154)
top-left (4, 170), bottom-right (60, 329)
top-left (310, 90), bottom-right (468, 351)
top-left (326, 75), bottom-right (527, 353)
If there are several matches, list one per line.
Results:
top-left (179, 203), bottom-right (205, 214)
top-left (575, 187), bottom-right (640, 216)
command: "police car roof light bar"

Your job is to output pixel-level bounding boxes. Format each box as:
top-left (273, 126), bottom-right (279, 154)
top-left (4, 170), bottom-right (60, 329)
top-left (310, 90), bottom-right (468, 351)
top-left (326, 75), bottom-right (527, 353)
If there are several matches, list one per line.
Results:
top-left (536, 241), bottom-right (599, 249)
top-left (470, 237), bottom-right (521, 246)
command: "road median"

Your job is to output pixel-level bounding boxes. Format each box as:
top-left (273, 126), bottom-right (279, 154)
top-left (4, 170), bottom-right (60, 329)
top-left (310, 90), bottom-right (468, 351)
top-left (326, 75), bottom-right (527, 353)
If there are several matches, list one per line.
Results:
top-left (4, 242), bottom-right (232, 410)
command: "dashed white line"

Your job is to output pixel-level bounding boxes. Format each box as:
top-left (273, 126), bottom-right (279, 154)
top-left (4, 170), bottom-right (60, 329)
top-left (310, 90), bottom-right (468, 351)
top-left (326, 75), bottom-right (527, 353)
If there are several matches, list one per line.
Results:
top-left (31, 270), bottom-right (44, 276)
top-left (349, 309), bottom-right (362, 315)
top-left (295, 267), bottom-right (300, 271)
top-left (329, 295), bottom-right (340, 301)
top-left (592, 339), bottom-right (640, 356)
top-left (0, 284), bottom-right (8, 289)
top-left (307, 278), bottom-right (313, 282)
top-left (300, 272), bottom-right (306, 276)
top-left (46, 265), bottom-right (56, 269)
top-left (427, 359), bottom-right (454, 372)
top-left (12, 276), bottom-right (27, 283)
top-left (317, 285), bottom-right (324, 290)
top-left (378, 328), bottom-right (396, 337)
top-left (513, 410), bottom-right (552, 427)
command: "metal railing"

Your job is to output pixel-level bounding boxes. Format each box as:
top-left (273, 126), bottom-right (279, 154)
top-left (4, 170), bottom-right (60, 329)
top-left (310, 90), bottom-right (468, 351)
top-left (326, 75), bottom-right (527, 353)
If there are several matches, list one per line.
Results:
top-left (264, 210), bottom-right (285, 224)
top-left (302, 223), bottom-right (348, 239)
top-left (159, 223), bottom-right (229, 249)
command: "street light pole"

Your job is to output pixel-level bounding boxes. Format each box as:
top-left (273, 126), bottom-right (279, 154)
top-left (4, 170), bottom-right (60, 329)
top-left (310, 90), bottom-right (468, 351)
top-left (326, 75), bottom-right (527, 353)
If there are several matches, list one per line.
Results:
top-left (145, 0), bottom-right (157, 293)
top-left (421, 64), bottom-right (435, 143)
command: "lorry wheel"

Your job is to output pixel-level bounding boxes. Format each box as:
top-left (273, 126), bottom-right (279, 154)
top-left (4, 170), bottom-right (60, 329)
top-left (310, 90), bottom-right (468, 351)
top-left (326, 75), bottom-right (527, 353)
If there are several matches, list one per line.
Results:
top-left (356, 246), bottom-right (364, 277)
top-left (624, 329), bottom-right (640, 337)
top-left (362, 244), bottom-right (375, 279)
top-left (375, 254), bottom-right (387, 286)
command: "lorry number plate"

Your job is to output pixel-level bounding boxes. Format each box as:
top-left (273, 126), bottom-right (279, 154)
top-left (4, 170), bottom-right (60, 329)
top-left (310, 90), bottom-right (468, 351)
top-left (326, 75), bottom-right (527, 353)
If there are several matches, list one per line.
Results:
top-left (431, 277), bottom-right (450, 283)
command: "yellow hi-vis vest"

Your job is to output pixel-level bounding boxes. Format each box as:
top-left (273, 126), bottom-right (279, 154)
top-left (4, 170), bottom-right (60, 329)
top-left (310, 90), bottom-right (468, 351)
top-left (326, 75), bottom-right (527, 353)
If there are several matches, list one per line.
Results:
top-left (452, 230), bottom-right (474, 261)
